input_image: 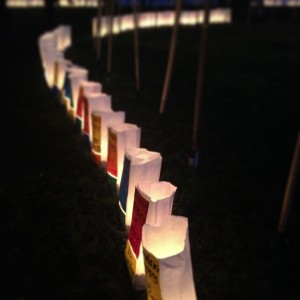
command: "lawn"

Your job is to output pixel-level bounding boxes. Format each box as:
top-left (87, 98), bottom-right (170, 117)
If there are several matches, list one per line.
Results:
top-left (0, 6), bottom-right (300, 300)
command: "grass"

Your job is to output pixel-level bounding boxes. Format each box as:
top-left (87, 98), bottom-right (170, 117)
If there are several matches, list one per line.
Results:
top-left (0, 7), bottom-right (300, 300)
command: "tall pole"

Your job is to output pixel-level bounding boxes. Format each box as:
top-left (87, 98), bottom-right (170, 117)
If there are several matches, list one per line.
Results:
top-left (278, 132), bottom-right (300, 234)
top-left (96, 0), bottom-right (103, 60)
top-left (159, 0), bottom-right (182, 114)
top-left (132, 0), bottom-right (141, 92)
top-left (191, 0), bottom-right (211, 163)
top-left (116, 0), bottom-right (122, 32)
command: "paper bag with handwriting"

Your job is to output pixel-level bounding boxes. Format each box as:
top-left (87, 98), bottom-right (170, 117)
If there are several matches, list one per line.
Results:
top-left (106, 124), bottom-right (141, 188)
top-left (91, 111), bottom-right (125, 164)
top-left (84, 92), bottom-right (111, 142)
top-left (125, 181), bottom-right (176, 290)
top-left (76, 81), bottom-right (102, 133)
top-left (62, 66), bottom-right (85, 112)
top-left (118, 148), bottom-right (162, 230)
top-left (142, 216), bottom-right (197, 300)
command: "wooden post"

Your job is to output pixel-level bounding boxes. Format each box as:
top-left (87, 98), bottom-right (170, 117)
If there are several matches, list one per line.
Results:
top-left (132, 0), bottom-right (141, 92)
top-left (96, 0), bottom-right (102, 60)
top-left (107, 0), bottom-right (115, 76)
top-left (116, 0), bottom-right (122, 32)
top-left (159, 0), bottom-right (182, 114)
top-left (191, 0), bottom-right (211, 155)
top-left (278, 132), bottom-right (300, 233)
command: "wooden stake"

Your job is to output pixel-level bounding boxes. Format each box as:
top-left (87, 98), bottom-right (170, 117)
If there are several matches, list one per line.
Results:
top-left (96, 0), bottom-right (103, 60)
top-left (116, 0), bottom-right (122, 32)
top-left (278, 132), bottom-right (300, 234)
top-left (107, 0), bottom-right (115, 75)
top-left (132, 0), bottom-right (140, 92)
top-left (192, 0), bottom-right (211, 152)
top-left (159, 0), bottom-right (182, 114)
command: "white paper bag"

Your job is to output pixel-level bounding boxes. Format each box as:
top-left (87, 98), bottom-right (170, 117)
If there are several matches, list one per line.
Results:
top-left (118, 148), bottom-right (162, 230)
top-left (138, 12), bottom-right (156, 29)
top-left (91, 110), bottom-right (125, 164)
top-left (106, 124), bottom-right (141, 187)
top-left (38, 32), bottom-right (56, 63)
top-left (142, 216), bottom-right (197, 300)
top-left (63, 66), bottom-right (87, 115)
top-left (43, 51), bottom-right (64, 88)
top-left (125, 181), bottom-right (176, 290)
top-left (121, 14), bottom-right (134, 31)
top-left (54, 25), bottom-right (72, 51)
top-left (54, 58), bottom-right (70, 93)
top-left (84, 92), bottom-right (111, 141)
top-left (76, 81), bottom-right (102, 132)
top-left (69, 69), bottom-right (88, 117)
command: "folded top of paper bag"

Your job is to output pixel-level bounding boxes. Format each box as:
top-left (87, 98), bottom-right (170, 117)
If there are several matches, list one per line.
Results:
top-left (125, 148), bottom-right (162, 166)
top-left (137, 180), bottom-right (177, 204)
top-left (110, 123), bottom-right (140, 133)
top-left (80, 81), bottom-right (102, 94)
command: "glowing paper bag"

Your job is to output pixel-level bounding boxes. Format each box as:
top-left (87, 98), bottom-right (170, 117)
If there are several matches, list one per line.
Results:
top-left (69, 69), bottom-right (88, 116)
top-left (99, 16), bottom-right (109, 37)
top-left (43, 51), bottom-right (64, 88)
top-left (62, 65), bottom-right (77, 110)
top-left (142, 216), bottom-right (197, 300)
top-left (125, 181), bottom-right (176, 290)
top-left (118, 148), bottom-right (162, 230)
top-left (157, 11), bottom-right (175, 27)
top-left (91, 110), bottom-right (125, 164)
top-left (86, 93), bottom-right (111, 141)
top-left (113, 16), bottom-right (121, 34)
top-left (180, 11), bottom-right (198, 25)
top-left (138, 12), bottom-right (156, 29)
top-left (54, 25), bottom-right (72, 51)
top-left (38, 32), bottom-right (57, 69)
top-left (63, 67), bottom-right (87, 115)
top-left (38, 32), bottom-right (56, 63)
top-left (106, 124), bottom-right (141, 188)
top-left (76, 81), bottom-right (102, 132)
top-left (121, 14), bottom-right (134, 31)
top-left (54, 59), bottom-right (71, 98)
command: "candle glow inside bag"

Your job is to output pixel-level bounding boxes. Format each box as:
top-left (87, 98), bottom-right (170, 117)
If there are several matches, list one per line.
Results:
top-left (54, 25), bottom-right (72, 51)
top-left (125, 181), bottom-right (176, 290)
top-left (76, 81), bottom-right (102, 132)
top-left (38, 32), bottom-right (56, 61)
top-left (142, 216), bottom-right (197, 300)
top-left (62, 65), bottom-right (79, 110)
top-left (43, 51), bottom-right (64, 88)
top-left (55, 59), bottom-right (71, 95)
top-left (106, 124), bottom-right (141, 188)
top-left (64, 67), bottom-right (87, 115)
top-left (69, 69), bottom-right (88, 117)
top-left (86, 93), bottom-right (111, 141)
top-left (121, 14), bottom-right (134, 32)
top-left (118, 148), bottom-right (162, 230)
top-left (138, 12), bottom-right (156, 28)
top-left (91, 110), bottom-right (125, 164)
